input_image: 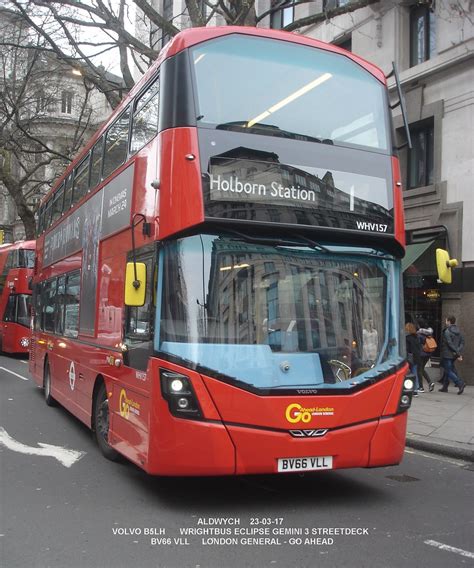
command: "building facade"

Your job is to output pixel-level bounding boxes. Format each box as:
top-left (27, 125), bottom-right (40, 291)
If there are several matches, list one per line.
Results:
top-left (260, 0), bottom-right (473, 379)
top-left (0, 6), bottom-right (116, 242)
top-left (135, 0), bottom-right (472, 377)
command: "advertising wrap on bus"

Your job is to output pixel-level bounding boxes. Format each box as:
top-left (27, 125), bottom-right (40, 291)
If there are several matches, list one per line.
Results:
top-left (43, 164), bottom-right (134, 267)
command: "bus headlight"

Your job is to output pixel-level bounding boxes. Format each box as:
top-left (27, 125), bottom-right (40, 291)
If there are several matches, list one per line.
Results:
top-left (398, 371), bottom-right (415, 413)
top-left (160, 369), bottom-right (202, 420)
top-left (20, 337), bottom-right (30, 348)
top-left (170, 379), bottom-right (184, 393)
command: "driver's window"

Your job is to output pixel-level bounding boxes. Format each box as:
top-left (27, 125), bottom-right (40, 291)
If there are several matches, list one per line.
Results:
top-left (124, 249), bottom-right (155, 371)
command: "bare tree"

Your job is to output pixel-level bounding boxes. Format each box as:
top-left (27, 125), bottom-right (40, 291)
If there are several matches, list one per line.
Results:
top-left (0, 9), bottom-right (98, 238)
top-left (1, 0), bottom-right (383, 238)
top-left (5, 0), bottom-right (383, 108)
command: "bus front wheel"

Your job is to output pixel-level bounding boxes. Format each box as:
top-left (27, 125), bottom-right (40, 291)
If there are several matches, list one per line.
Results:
top-left (93, 383), bottom-right (121, 462)
top-left (43, 361), bottom-right (56, 407)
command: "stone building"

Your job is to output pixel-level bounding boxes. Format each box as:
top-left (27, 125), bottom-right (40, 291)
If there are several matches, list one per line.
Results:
top-left (255, 0), bottom-right (473, 378)
top-left (140, 0), bottom-right (472, 377)
top-left (0, 5), bottom-right (120, 241)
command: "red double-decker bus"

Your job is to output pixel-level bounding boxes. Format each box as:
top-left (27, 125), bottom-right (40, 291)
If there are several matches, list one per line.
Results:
top-left (31, 27), bottom-right (414, 475)
top-left (0, 240), bottom-right (35, 354)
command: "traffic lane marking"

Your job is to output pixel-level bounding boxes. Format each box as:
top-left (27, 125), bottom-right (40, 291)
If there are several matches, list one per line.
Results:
top-left (425, 540), bottom-right (474, 559)
top-left (0, 427), bottom-right (85, 468)
top-left (0, 366), bottom-right (29, 381)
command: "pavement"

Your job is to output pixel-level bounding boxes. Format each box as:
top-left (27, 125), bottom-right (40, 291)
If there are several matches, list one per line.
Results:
top-left (406, 367), bottom-right (474, 462)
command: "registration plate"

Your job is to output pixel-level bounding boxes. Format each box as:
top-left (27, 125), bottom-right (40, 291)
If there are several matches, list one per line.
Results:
top-left (277, 456), bottom-right (333, 472)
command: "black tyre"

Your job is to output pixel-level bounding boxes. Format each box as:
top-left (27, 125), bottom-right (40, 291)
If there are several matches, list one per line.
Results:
top-left (43, 361), bottom-right (57, 407)
top-left (94, 383), bottom-right (121, 462)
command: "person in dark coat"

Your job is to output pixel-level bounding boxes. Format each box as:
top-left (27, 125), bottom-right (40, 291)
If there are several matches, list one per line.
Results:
top-left (439, 315), bottom-right (465, 394)
top-left (406, 322), bottom-right (422, 395)
top-left (417, 319), bottom-right (435, 392)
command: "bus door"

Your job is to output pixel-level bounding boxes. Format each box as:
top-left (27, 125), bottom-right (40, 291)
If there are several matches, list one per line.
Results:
top-left (0, 294), bottom-right (15, 351)
top-left (1, 293), bottom-right (30, 352)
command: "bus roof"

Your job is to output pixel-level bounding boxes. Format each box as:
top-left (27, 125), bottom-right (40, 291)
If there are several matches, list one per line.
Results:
top-left (40, 26), bottom-right (387, 207)
top-left (0, 240), bottom-right (36, 252)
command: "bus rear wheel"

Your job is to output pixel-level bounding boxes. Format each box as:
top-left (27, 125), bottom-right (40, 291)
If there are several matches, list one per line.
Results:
top-left (94, 383), bottom-right (121, 462)
top-left (44, 362), bottom-right (56, 407)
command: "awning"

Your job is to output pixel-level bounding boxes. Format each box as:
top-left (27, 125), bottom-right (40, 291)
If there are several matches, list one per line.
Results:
top-left (402, 241), bottom-right (434, 272)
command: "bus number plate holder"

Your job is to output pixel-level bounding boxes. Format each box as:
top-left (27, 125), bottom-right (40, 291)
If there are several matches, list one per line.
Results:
top-left (277, 456), bottom-right (333, 472)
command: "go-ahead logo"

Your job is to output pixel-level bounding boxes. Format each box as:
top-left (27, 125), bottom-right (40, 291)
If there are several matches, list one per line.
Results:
top-left (119, 388), bottom-right (141, 419)
top-left (285, 403), bottom-right (335, 424)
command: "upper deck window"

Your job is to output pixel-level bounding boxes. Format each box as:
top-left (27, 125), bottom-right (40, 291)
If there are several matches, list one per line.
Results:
top-left (191, 35), bottom-right (390, 152)
top-left (130, 79), bottom-right (160, 154)
top-left (103, 106), bottom-right (130, 180)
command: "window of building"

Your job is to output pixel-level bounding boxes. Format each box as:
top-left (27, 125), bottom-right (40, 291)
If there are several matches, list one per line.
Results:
top-left (103, 106), bottom-right (130, 180)
top-left (410, 7), bottom-right (436, 67)
top-left (407, 120), bottom-right (434, 189)
top-left (323, 0), bottom-right (350, 10)
top-left (270, 0), bottom-right (294, 29)
top-left (130, 79), bottom-right (160, 154)
top-left (61, 90), bottom-right (74, 114)
top-left (36, 91), bottom-right (48, 113)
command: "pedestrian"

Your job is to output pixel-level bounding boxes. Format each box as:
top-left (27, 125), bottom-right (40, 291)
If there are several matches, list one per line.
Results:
top-left (362, 318), bottom-right (378, 364)
top-left (406, 322), bottom-right (422, 396)
top-left (439, 315), bottom-right (465, 394)
top-left (416, 318), bottom-right (436, 392)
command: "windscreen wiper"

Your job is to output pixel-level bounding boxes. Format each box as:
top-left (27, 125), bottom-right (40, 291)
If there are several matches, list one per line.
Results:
top-left (223, 229), bottom-right (310, 248)
top-left (215, 121), bottom-right (333, 145)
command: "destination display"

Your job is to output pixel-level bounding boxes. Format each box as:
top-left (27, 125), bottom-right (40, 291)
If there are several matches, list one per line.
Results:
top-left (198, 129), bottom-right (395, 237)
top-left (204, 156), bottom-right (393, 234)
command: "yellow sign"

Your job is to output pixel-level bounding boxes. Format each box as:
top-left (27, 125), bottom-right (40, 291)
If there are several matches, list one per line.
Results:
top-left (0, 230), bottom-right (4, 245)
top-left (285, 403), bottom-right (335, 424)
top-left (119, 388), bottom-right (141, 419)
top-left (425, 289), bottom-right (440, 300)
top-left (436, 248), bottom-right (458, 284)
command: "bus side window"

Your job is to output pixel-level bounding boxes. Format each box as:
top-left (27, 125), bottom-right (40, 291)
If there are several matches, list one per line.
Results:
top-left (55, 275), bottom-right (66, 335)
top-left (73, 155), bottom-right (91, 206)
top-left (89, 137), bottom-right (104, 189)
top-left (3, 295), bottom-right (15, 322)
top-left (34, 283), bottom-right (42, 331)
top-left (51, 183), bottom-right (65, 225)
top-left (44, 198), bottom-right (53, 229)
top-left (130, 78), bottom-right (159, 154)
top-left (103, 106), bottom-right (130, 180)
top-left (43, 279), bottom-right (57, 333)
top-left (63, 174), bottom-right (73, 212)
top-left (0, 254), bottom-right (12, 296)
top-left (64, 271), bottom-right (80, 338)
top-left (37, 205), bottom-right (44, 236)
top-left (124, 253), bottom-right (154, 370)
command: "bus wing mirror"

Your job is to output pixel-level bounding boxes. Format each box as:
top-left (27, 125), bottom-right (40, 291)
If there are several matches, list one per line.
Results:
top-left (436, 248), bottom-right (458, 284)
top-left (125, 262), bottom-right (147, 306)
